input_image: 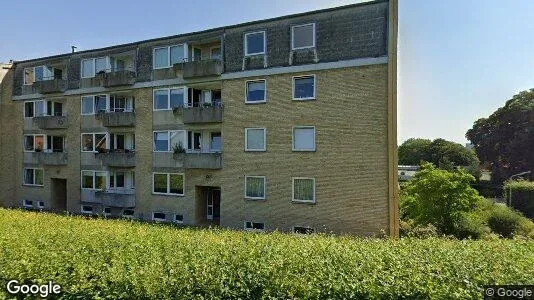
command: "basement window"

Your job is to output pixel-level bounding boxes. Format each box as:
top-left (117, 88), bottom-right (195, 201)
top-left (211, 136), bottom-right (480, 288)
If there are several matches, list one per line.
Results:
top-left (122, 209), bottom-right (134, 218)
top-left (103, 207), bottom-right (111, 216)
top-left (293, 226), bottom-right (314, 234)
top-left (22, 200), bottom-right (33, 208)
top-left (174, 214), bottom-right (184, 224)
top-left (37, 201), bottom-right (45, 209)
top-left (152, 212), bottom-right (167, 222)
top-left (244, 221), bottom-right (265, 231)
top-left (81, 205), bottom-right (93, 214)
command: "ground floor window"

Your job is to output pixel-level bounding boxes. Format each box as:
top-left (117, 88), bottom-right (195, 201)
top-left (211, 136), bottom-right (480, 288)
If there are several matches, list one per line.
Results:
top-left (245, 176), bottom-right (266, 200)
top-left (292, 177), bottom-right (315, 203)
top-left (152, 212), bottom-right (167, 221)
top-left (152, 173), bottom-right (184, 196)
top-left (23, 168), bottom-right (44, 186)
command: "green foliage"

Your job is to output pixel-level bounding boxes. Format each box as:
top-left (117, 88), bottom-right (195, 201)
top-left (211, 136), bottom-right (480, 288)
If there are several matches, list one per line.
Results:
top-left (487, 205), bottom-right (522, 238)
top-left (399, 219), bottom-right (439, 238)
top-left (0, 209), bottom-right (534, 299)
top-left (453, 212), bottom-right (488, 240)
top-left (398, 138), bottom-right (481, 179)
top-left (401, 163), bottom-right (485, 236)
top-left (504, 180), bottom-right (534, 219)
top-left (466, 89), bottom-right (534, 183)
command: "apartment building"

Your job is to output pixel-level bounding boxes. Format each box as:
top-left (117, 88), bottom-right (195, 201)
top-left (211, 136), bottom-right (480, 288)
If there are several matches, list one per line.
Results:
top-left (0, 0), bottom-right (398, 236)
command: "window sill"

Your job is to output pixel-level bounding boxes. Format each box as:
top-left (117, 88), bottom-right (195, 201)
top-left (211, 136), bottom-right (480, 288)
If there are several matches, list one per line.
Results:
top-left (22, 184), bottom-right (43, 188)
top-left (244, 197), bottom-right (266, 202)
top-left (292, 46), bottom-right (316, 51)
top-left (292, 200), bottom-right (316, 205)
top-left (245, 149), bottom-right (266, 152)
top-left (152, 192), bottom-right (185, 197)
top-left (245, 53), bottom-right (266, 57)
top-left (245, 100), bottom-right (267, 104)
top-left (292, 149), bottom-right (316, 152)
top-left (292, 97), bottom-right (316, 101)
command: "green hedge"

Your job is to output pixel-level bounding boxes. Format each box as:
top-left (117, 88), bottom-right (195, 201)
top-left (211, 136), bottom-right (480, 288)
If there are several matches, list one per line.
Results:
top-left (504, 180), bottom-right (534, 219)
top-left (0, 209), bottom-right (533, 299)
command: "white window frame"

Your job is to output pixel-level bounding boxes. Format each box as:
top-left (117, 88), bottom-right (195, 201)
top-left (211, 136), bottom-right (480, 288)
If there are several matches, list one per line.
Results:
top-left (153, 44), bottom-right (188, 69)
top-left (23, 134), bottom-right (46, 152)
top-left (173, 214), bottom-right (184, 224)
top-left (244, 221), bottom-right (265, 232)
top-left (292, 177), bottom-right (316, 203)
top-left (81, 94), bottom-right (109, 115)
top-left (37, 201), bottom-right (45, 209)
top-left (244, 31), bottom-right (266, 56)
top-left (103, 207), bottom-right (112, 216)
top-left (23, 100), bottom-right (48, 118)
top-left (153, 130), bottom-right (186, 152)
top-left (22, 168), bottom-right (44, 187)
top-left (80, 170), bottom-right (109, 191)
top-left (244, 176), bottom-right (266, 200)
top-left (244, 128), bottom-right (266, 152)
top-left (22, 199), bottom-right (33, 208)
top-left (245, 79), bottom-right (267, 104)
top-left (81, 205), bottom-right (93, 214)
top-left (292, 74), bottom-right (316, 101)
top-left (292, 126), bottom-right (316, 152)
top-left (152, 172), bottom-right (185, 196)
top-left (291, 23), bottom-right (316, 50)
top-left (81, 133), bottom-right (109, 153)
top-left (23, 66), bottom-right (54, 85)
top-left (153, 87), bottom-right (188, 111)
top-left (81, 57), bottom-right (110, 79)
top-left (152, 212), bottom-right (167, 222)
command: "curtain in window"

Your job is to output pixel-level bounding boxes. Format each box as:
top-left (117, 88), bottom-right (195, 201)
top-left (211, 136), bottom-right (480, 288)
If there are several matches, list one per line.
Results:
top-left (170, 45), bottom-right (185, 64)
top-left (154, 132), bottom-right (169, 151)
top-left (154, 48), bottom-right (169, 68)
top-left (247, 81), bottom-right (265, 102)
top-left (35, 101), bottom-right (46, 116)
top-left (246, 129), bottom-right (264, 150)
top-left (154, 90), bottom-right (168, 110)
top-left (94, 95), bottom-right (107, 112)
top-left (246, 177), bottom-right (265, 198)
top-left (294, 77), bottom-right (314, 99)
top-left (294, 179), bottom-right (314, 201)
top-left (170, 88), bottom-right (185, 108)
top-left (81, 59), bottom-right (94, 78)
top-left (293, 127), bottom-right (315, 150)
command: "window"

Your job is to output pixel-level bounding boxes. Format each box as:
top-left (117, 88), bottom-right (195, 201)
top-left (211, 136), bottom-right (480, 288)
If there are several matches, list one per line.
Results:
top-left (153, 45), bottom-right (187, 69)
top-left (46, 101), bottom-right (63, 116)
top-left (292, 23), bottom-right (316, 50)
top-left (187, 131), bottom-right (202, 152)
top-left (81, 170), bottom-right (107, 190)
top-left (22, 200), bottom-right (33, 208)
top-left (81, 205), bottom-right (93, 214)
top-left (24, 134), bottom-right (45, 152)
top-left (292, 178), bottom-right (315, 203)
top-left (122, 209), bottom-right (134, 218)
top-left (153, 88), bottom-right (187, 110)
top-left (244, 221), bottom-right (265, 231)
top-left (245, 31), bottom-right (266, 56)
top-left (109, 95), bottom-right (134, 112)
top-left (37, 201), bottom-right (45, 209)
top-left (211, 47), bottom-right (221, 60)
top-left (245, 176), bottom-right (266, 200)
top-left (245, 80), bottom-right (266, 103)
top-left (81, 95), bottom-right (109, 115)
top-left (152, 212), bottom-right (167, 221)
top-left (104, 207), bottom-right (111, 216)
top-left (293, 75), bottom-right (316, 100)
top-left (81, 133), bottom-right (108, 152)
top-left (24, 100), bottom-right (48, 118)
top-left (109, 171), bottom-right (125, 189)
top-left (293, 226), bottom-right (314, 234)
top-left (23, 168), bottom-right (44, 186)
top-left (293, 126), bottom-right (316, 151)
top-left (46, 136), bottom-right (64, 152)
top-left (174, 214), bottom-right (184, 224)
top-left (245, 128), bottom-right (266, 151)
top-left (153, 130), bottom-right (186, 152)
top-left (24, 66), bottom-right (54, 85)
top-left (81, 57), bottom-right (109, 78)
top-left (210, 132), bottom-right (222, 152)
top-left (24, 102), bottom-right (34, 118)
top-left (152, 173), bottom-right (184, 196)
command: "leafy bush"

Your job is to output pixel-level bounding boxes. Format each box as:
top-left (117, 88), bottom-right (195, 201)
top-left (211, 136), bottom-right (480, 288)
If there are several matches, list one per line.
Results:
top-left (399, 219), bottom-right (439, 238)
top-left (487, 205), bottom-right (522, 238)
top-left (453, 212), bottom-right (488, 239)
top-left (504, 180), bottom-right (534, 219)
top-left (1, 209), bottom-right (534, 299)
top-left (401, 163), bottom-right (485, 237)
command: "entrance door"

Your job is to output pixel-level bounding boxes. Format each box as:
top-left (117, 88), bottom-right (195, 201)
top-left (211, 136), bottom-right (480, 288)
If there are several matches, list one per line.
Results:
top-left (51, 178), bottom-right (67, 212)
top-left (206, 188), bottom-right (221, 225)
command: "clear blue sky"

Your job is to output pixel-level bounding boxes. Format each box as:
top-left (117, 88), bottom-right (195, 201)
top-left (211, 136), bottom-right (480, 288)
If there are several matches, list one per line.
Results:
top-left (1, 0), bottom-right (533, 145)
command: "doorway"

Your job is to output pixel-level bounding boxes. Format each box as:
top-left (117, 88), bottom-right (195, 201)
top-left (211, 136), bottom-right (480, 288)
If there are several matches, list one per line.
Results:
top-left (51, 178), bottom-right (67, 212)
top-left (198, 187), bottom-right (220, 225)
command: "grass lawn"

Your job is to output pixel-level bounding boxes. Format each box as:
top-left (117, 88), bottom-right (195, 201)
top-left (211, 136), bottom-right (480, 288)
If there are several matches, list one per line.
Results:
top-left (0, 208), bottom-right (533, 299)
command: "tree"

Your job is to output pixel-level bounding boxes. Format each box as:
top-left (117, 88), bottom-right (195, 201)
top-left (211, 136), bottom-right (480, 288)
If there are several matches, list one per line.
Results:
top-left (398, 138), bottom-right (481, 179)
top-left (400, 163), bottom-right (485, 236)
top-left (466, 89), bottom-right (534, 183)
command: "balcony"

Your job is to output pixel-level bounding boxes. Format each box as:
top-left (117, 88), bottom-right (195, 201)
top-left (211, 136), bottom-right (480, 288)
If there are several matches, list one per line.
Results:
top-left (34, 79), bottom-right (67, 94)
top-left (37, 152), bottom-right (68, 165)
top-left (81, 189), bottom-right (135, 208)
top-left (33, 115), bottom-right (68, 129)
top-left (95, 150), bottom-right (136, 167)
top-left (96, 111), bottom-right (136, 127)
top-left (173, 151), bottom-right (222, 169)
top-left (181, 59), bottom-right (223, 78)
top-left (97, 70), bottom-right (136, 87)
top-left (173, 105), bottom-right (223, 124)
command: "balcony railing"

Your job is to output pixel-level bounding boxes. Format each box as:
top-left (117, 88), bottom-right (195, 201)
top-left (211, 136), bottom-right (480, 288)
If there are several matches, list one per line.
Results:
top-left (180, 59), bottom-right (223, 78)
top-left (172, 150), bottom-right (222, 169)
top-left (95, 150), bottom-right (136, 167)
top-left (34, 78), bottom-right (67, 94)
top-left (81, 189), bottom-right (135, 208)
top-left (37, 152), bottom-right (68, 165)
top-left (95, 110), bottom-right (136, 127)
top-left (97, 69), bottom-right (137, 87)
top-left (32, 115), bottom-right (68, 129)
top-left (173, 103), bottom-right (223, 124)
